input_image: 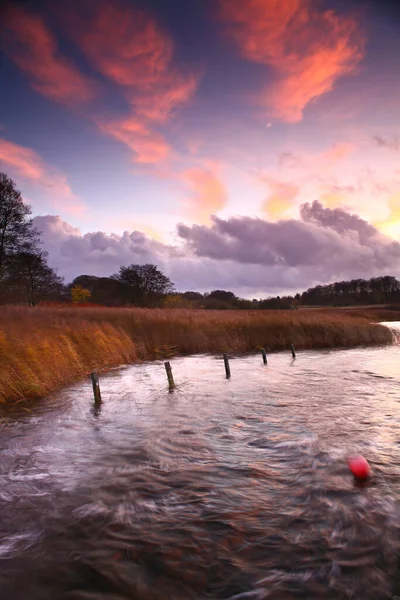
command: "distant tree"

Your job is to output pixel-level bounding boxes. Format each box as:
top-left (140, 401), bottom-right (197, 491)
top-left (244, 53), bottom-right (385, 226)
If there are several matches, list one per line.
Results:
top-left (164, 293), bottom-right (194, 308)
top-left (0, 173), bottom-right (40, 287)
top-left (299, 275), bottom-right (400, 307)
top-left (5, 250), bottom-right (64, 305)
top-left (71, 275), bottom-right (130, 306)
top-left (112, 263), bottom-right (175, 306)
top-left (208, 290), bottom-right (237, 302)
top-left (71, 284), bottom-right (92, 304)
top-left (182, 291), bottom-right (204, 301)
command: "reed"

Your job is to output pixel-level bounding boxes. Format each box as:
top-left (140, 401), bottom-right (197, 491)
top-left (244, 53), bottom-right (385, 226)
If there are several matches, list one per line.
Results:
top-left (0, 306), bottom-right (393, 404)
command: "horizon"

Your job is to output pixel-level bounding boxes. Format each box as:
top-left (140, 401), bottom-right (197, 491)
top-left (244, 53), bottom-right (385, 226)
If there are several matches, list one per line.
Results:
top-left (2, 0), bottom-right (400, 298)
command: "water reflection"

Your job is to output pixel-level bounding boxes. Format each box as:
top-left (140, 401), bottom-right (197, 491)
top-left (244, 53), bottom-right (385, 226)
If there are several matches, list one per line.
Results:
top-left (1, 342), bottom-right (400, 598)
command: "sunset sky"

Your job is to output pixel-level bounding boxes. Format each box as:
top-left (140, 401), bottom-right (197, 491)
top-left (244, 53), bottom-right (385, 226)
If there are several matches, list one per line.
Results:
top-left (1, 0), bottom-right (400, 297)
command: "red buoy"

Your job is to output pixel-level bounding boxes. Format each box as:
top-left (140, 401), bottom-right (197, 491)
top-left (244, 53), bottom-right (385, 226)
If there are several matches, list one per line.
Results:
top-left (348, 455), bottom-right (370, 481)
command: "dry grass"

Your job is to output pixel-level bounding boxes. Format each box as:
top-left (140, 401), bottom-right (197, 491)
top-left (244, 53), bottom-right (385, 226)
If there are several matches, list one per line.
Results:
top-left (0, 306), bottom-right (393, 404)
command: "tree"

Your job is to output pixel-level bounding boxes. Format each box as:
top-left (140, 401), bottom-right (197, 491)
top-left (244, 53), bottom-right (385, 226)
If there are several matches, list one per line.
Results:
top-left (182, 291), bottom-right (204, 302)
top-left (112, 263), bottom-right (175, 306)
top-left (0, 173), bottom-right (40, 286)
top-left (208, 290), bottom-right (237, 302)
top-left (5, 250), bottom-right (64, 305)
top-left (71, 285), bottom-right (92, 304)
top-left (71, 275), bottom-right (130, 306)
top-left (164, 293), bottom-right (194, 308)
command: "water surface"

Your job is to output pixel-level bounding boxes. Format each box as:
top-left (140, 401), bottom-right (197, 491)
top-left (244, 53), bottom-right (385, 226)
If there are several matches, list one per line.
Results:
top-left (1, 340), bottom-right (400, 599)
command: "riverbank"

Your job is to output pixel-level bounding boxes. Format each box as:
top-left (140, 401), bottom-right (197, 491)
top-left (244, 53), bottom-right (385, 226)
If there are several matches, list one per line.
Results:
top-left (0, 306), bottom-right (394, 404)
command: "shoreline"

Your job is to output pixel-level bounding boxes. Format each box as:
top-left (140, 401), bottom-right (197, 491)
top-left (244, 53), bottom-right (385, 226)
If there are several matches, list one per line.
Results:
top-left (0, 306), bottom-right (395, 405)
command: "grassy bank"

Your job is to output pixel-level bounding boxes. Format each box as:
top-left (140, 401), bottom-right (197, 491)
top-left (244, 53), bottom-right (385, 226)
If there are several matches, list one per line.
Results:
top-left (0, 306), bottom-right (394, 404)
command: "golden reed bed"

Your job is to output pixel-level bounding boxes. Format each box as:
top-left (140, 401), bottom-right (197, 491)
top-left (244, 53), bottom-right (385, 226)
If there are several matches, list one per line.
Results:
top-left (0, 306), bottom-right (393, 404)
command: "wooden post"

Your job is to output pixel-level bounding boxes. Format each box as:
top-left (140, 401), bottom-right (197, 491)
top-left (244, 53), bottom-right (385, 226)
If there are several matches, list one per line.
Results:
top-left (261, 348), bottom-right (267, 365)
top-left (291, 344), bottom-right (296, 359)
top-left (223, 353), bottom-right (231, 379)
top-left (164, 361), bottom-right (175, 389)
top-left (91, 372), bottom-right (101, 403)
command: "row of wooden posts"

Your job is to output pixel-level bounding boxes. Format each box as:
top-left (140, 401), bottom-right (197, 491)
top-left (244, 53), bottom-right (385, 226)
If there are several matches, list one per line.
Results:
top-left (90, 344), bottom-right (297, 403)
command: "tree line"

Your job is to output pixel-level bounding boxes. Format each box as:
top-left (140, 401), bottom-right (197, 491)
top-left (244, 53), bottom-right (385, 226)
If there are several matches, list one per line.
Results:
top-left (299, 276), bottom-right (400, 307)
top-left (2, 172), bottom-right (400, 309)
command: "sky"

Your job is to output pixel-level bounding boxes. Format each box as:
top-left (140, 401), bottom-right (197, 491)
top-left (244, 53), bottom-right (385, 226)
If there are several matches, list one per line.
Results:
top-left (1, 0), bottom-right (400, 297)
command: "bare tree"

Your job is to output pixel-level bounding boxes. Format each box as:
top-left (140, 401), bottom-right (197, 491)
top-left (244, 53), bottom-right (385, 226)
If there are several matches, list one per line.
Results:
top-left (0, 173), bottom-right (40, 286)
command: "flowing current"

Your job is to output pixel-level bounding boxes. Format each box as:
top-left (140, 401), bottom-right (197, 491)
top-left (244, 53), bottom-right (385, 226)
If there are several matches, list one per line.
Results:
top-left (2, 335), bottom-right (400, 599)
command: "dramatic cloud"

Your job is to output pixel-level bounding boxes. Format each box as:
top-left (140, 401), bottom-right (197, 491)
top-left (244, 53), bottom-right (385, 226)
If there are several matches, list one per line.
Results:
top-left (33, 215), bottom-right (176, 282)
top-left (177, 201), bottom-right (400, 277)
top-left (70, 1), bottom-right (200, 163)
top-left (2, 6), bottom-right (95, 106)
top-left (73, 2), bottom-right (199, 121)
top-left (2, 2), bottom-right (199, 165)
top-left (33, 201), bottom-right (400, 296)
top-left (299, 200), bottom-right (380, 243)
top-left (32, 214), bottom-right (315, 294)
top-left (217, 0), bottom-right (365, 122)
top-left (181, 163), bottom-right (228, 223)
top-left (0, 138), bottom-right (85, 214)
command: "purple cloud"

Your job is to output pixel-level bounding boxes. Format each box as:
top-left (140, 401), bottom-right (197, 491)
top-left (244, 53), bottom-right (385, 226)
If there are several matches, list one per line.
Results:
top-left (178, 201), bottom-right (400, 268)
top-left (33, 215), bottom-right (176, 282)
top-left (34, 202), bottom-right (400, 297)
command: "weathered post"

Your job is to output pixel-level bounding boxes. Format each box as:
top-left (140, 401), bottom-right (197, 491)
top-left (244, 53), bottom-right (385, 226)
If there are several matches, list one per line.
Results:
top-left (91, 372), bottom-right (101, 403)
top-left (291, 344), bottom-right (296, 359)
top-left (261, 348), bottom-right (267, 365)
top-left (164, 361), bottom-right (175, 389)
top-left (223, 353), bottom-right (231, 379)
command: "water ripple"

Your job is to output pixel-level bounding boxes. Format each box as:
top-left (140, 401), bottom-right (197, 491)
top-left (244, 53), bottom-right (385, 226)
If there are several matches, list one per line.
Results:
top-left (1, 345), bottom-right (400, 598)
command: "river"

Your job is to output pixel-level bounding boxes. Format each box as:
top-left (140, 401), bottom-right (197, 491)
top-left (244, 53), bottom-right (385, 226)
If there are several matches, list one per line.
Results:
top-left (1, 333), bottom-right (400, 599)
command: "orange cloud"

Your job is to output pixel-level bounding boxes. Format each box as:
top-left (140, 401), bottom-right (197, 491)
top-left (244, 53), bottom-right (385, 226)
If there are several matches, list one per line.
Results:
top-left (75, 2), bottom-right (199, 120)
top-left (217, 0), bottom-right (365, 122)
top-left (0, 137), bottom-right (85, 214)
top-left (68, 1), bottom-right (199, 162)
top-left (98, 117), bottom-right (171, 164)
top-left (72, 3), bottom-right (173, 89)
top-left (181, 163), bottom-right (228, 223)
top-left (261, 178), bottom-right (299, 219)
top-left (131, 73), bottom-right (199, 123)
top-left (2, 6), bottom-right (95, 106)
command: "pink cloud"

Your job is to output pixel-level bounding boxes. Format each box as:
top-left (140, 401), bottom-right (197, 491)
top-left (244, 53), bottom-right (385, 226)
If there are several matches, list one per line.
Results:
top-left (217, 0), bottom-right (365, 122)
top-left (73, 2), bottom-right (200, 121)
top-left (0, 137), bottom-right (85, 215)
top-left (97, 117), bottom-right (172, 164)
top-left (2, 6), bottom-right (95, 106)
top-left (72, 3), bottom-right (173, 89)
top-left (132, 73), bottom-right (200, 123)
top-left (68, 1), bottom-right (200, 162)
top-left (181, 162), bottom-right (228, 223)
top-left (3, 2), bottom-right (200, 167)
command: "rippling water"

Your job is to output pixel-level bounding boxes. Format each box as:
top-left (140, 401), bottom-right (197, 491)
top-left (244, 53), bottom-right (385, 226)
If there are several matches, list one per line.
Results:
top-left (1, 336), bottom-right (400, 599)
